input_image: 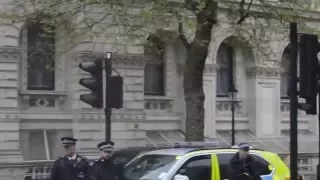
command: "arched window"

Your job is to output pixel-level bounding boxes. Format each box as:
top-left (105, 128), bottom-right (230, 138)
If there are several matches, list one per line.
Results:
top-left (216, 42), bottom-right (234, 97)
top-left (27, 17), bottom-right (55, 90)
top-left (144, 36), bottom-right (165, 96)
top-left (281, 47), bottom-right (290, 98)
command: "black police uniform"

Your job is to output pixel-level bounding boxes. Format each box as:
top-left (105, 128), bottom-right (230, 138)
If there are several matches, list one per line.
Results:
top-left (49, 137), bottom-right (91, 180)
top-left (228, 143), bottom-right (261, 180)
top-left (90, 141), bottom-right (125, 180)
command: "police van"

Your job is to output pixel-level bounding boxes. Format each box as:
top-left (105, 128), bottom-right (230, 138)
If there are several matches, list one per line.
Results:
top-left (123, 142), bottom-right (294, 180)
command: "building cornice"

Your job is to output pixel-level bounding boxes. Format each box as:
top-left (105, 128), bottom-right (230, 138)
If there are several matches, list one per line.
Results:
top-left (76, 109), bottom-right (145, 121)
top-left (219, 1), bottom-right (320, 21)
top-left (246, 66), bottom-right (282, 77)
top-left (74, 51), bottom-right (147, 68)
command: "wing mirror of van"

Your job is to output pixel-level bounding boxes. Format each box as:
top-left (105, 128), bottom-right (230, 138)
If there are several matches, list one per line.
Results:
top-left (178, 168), bottom-right (187, 175)
top-left (268, 165), bottom-right (274, 171)
top-left (268, 164), bottom-right (275, 173)
top-left (174, 174), bottom-right (189, 180)
top-left (132, 165), bottom-right (142, 172)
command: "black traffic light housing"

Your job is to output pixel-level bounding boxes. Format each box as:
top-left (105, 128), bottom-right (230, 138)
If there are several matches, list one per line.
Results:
top-left (107, 76), bottom-right (123, 109)
top-left (79, 59), bottom-right (103, 109)
top-left (298, 34), bottom-right (319, 115)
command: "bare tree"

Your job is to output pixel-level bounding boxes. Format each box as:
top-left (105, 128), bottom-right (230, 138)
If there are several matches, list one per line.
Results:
top-left (0, 0), bottom-right (314, 141)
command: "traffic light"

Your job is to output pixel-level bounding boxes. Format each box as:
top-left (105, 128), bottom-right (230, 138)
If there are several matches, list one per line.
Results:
top-left (298, 34), bottom-right (319, 115)
top-left (107, 76), bottom-right (123, 109)
top-left (79, 59), bottom-right (103, 109)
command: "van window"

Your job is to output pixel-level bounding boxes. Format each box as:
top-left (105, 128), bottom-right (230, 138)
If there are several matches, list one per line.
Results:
top-left (174, 155), bottom-right (211, 180)
top-left (216, 153), bottom-right (233, 180)
top-left (124, 154), bottom-right (177, 180)
top-left (217, 153), bottom-right (272, 180)
top-left (251, 154), bottom-right (272, 175)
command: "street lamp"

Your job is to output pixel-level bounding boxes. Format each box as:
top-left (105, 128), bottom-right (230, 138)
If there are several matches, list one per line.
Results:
top-left (107, 52), bottom-right (112, 59)
top-left (229, 88), bottom-right (238, 146)
top-left (226, 44), bottom-right (237, 146)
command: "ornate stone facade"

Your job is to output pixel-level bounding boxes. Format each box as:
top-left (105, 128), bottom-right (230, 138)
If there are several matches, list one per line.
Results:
top-left (0, 2), bottom-right (317, 162)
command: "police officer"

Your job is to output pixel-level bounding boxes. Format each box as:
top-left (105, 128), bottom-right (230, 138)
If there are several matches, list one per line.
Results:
top-left (49, 137), bottom-right (91, 180)
top-left (228, 143), bottom-right (261, 180)
top-left (90, 140), bottom-right (124, 180)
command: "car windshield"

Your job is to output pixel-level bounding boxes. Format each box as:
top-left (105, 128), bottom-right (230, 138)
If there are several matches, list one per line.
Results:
top-left (124, 154), bottom-right (177, 180)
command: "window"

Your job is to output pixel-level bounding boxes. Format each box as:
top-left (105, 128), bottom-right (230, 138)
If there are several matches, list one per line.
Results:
top-left (251, 154), bottom-right (272, 176)
top-left (20, 129), bottom-right (72, 160)
top-left (217, 153), bottom-right (233, 180)
top-left (27, 17), bottom-right (55, 90)
top-left (216, 43), bottom-right (234, 97)
top-left (217, 153), bottom-right (272, 179)
top-left (281, 47), bottom-right (290, 98)
top-left (175, 155), bottom-right (211, 180)
top-left (27, 130), bottom-right (47, 160)
top-left (298, 158), bottom-right (312, 172)
top-left (144, 35), bottom-right (165, 96)
top-left (124, 154), bottom-right (177, 180)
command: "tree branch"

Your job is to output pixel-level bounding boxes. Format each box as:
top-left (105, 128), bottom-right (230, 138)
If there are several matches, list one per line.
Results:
top-left (237, 0), bottom-right (254, 24)
top-left (177, 14), bottom-right (190, 49)
top-left (203, 0), bottom-right (217, 25)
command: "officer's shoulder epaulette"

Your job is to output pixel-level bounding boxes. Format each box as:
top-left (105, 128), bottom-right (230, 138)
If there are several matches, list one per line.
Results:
top-left (90, 159), bottom-right (100, 166)
top-left (54, 156), bottom-right (64, 162)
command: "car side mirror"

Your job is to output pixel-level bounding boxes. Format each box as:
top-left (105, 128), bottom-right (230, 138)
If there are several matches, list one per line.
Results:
top-left (178, 169), bottom-right (187, 175)
top-left (268, 165), bottom-right (275, 172)
top-left (174, 174), bottom-right (189, 180)
top-left (132, 165), bottom-right (142, 172)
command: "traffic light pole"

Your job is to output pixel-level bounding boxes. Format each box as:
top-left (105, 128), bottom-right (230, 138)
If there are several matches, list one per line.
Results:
top-left (317, 37), bottom-right (320, 180)
top-left (317, 92), bottom-right (320, 180)
top-left (289, 22), bottom-right (298, 180)
top-left (315, 47), bottom-right (320, 180)
top-left (105, 54), bottom-right (112, 141)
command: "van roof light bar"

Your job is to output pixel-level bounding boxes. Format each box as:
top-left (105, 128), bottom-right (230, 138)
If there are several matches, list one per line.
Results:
top-left (230, 145), bottom-right (254, 149)
top-left (172, 141), bottom-right (219, 148)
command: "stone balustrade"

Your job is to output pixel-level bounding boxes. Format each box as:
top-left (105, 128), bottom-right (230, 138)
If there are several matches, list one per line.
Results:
top-left (216, 98), bottom-right (244, 115)
top-left (144, 96), bottom-right (174, 112)
top-left (280, 99), bottom-right (307, 116)
top-left (280, 99), bottom-right (290, 113)
top-left (0, 160), bottom-right (53, 180)
top-left (19, 91), bottom-right (68, 110)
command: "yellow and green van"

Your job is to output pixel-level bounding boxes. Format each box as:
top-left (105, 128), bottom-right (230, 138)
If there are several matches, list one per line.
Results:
top-left (123, 147), bottom-right (291, 180)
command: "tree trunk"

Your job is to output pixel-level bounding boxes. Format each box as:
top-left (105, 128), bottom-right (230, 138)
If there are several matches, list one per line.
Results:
top-left (184, 14), bottom-right (213, 141)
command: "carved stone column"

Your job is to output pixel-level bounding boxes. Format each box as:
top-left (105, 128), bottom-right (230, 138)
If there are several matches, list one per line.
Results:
top-left (203, 64), bottom-right (217, 138)
top-left (0, 47), bottom-right (23, 162)
top-left (0, 47), bottom-right (21, 109)
top-left (246, 66), bottom-right (282, 138)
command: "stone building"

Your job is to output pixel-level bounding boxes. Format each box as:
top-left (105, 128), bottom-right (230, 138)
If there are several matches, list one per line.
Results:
top-left (0, 1), bottom-right (318, 164)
